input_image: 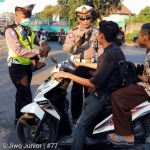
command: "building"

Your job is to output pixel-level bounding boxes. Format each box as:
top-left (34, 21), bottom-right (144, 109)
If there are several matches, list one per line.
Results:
top-left (103, 3), bottom-right (133, 30)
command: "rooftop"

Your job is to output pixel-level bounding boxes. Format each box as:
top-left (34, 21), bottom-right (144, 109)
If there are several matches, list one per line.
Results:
top-left (113, 3), bottom-right (134, 15)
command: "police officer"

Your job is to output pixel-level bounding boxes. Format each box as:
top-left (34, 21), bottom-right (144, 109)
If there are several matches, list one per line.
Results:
top-left (63, 5), bottom-right (103, 123)
top-left (4, 4), bottom-right (50, 125)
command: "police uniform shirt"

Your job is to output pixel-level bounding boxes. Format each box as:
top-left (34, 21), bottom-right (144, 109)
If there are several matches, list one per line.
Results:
top-left (5, 3), bottom-right (41, 58)
top-left (63, 25), bottom-right (103, 59)
top-left (5, 27), bottom-right (41, 58)
top-left (90, 44), bottom-right (125, 94)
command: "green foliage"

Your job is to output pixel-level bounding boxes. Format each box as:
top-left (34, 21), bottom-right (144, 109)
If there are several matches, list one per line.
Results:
top-left (58, 0), bottom-right (70, 19)
top-left (59, 4), bottom-right (70, 19)
top-left (95, 18), bottom-right (101, 27)
top-left (34, 12), bottom-right (42, 19)
top-left (36, 0), bottom-right (123, 27)
top-left (63, 0), bottom-right (123, 27)
top-left (126, 6), bottom-right (150, 25)
top-left (40, 5), bottom-right (61, 20)
top-left (125, 30), bottom-right (139, 43)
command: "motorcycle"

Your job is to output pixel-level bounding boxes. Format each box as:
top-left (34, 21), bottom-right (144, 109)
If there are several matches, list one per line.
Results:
top-left (40, 34), bottom-right (48, 42)
top-left (59, 35), bottom-right (66, 45)
top-left (16, 55), bottom-right (150, 150)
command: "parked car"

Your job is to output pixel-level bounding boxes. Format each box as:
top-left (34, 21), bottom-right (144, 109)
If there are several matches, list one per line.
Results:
top-left (133, 34), bottom-right (139, 47)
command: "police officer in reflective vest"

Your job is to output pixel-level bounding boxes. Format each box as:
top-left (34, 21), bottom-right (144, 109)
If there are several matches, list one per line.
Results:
top-left (63, 5), bottom-right (103, 123)
top-left (4, 4), bottom-right (50, 125)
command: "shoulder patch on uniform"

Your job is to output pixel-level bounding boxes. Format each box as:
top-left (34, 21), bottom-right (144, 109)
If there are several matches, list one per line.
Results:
top-left (68, 32), bottom-right (74, 38)
top-left (72, 26), bottom-right (78, 31)
top-left (10, 31), bottom-right (15, 37)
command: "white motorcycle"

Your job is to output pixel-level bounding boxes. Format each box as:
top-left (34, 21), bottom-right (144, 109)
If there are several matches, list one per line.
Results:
top-left (16, 55), bottom-right (150, 150)
top-left (58, 35), bottom-right (66, 45)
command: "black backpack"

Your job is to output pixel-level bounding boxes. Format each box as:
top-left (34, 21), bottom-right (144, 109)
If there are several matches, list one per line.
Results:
top-left (107, 50), bottom-right (138, 88)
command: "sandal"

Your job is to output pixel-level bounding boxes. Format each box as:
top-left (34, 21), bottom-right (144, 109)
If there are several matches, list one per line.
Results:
top-left (107, 134), bottom-right (135, 146)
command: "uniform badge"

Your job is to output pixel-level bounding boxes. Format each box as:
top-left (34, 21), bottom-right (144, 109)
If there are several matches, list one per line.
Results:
top-left (81, 7), bottom-right (87, 13)
top-left (10, 31), bottom-right (15, 37)
top-left (68, 32), bottom-right (74, 38)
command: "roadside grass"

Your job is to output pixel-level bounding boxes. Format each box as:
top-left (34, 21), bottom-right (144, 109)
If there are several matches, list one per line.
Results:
top-left (125, 30), bottom-right (139, 44)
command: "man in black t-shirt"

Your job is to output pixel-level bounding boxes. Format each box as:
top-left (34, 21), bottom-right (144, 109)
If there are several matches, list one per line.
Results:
top-left (54, 20), bottom-right (125, 150)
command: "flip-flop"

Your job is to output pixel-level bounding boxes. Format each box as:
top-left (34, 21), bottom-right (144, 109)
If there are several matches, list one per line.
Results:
top-left (107, 134), bottom-right (135, 146)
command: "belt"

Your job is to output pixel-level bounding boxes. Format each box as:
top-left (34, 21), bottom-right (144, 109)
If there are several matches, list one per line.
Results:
top-left (70, 55), bottom-right (94, 63)
top-left (8, 58), bottom-right (20, 66)
top-left (10, 58), bottom-right (20, 64)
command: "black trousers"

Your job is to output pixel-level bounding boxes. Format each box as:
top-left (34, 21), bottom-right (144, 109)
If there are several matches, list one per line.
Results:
top-left (71, 66), bottom-right (91, 121)
top-left (9, 64), bottom-right (32, 119)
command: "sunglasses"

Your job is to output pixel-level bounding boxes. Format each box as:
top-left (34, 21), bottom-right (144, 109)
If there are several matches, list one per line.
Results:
top-left (79, 17), bottom-right (91, 21)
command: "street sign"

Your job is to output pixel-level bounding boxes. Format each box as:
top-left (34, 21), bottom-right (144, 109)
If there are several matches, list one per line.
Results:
top-left (0, 0), bottom-right (4, 2)
top-left (0, 18), bottom-right (7, 26)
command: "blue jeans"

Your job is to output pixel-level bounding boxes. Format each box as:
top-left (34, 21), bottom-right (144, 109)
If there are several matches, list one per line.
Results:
top-left (71, 91), bottom-right (110, 150)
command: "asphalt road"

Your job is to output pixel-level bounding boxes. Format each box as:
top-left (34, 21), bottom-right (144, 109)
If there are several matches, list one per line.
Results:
top-left (0, 40), bottom-right (147, 150)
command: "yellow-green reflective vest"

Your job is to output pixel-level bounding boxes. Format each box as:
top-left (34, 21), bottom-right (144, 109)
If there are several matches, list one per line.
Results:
top-left (8, 26), bottom-right (35, 65)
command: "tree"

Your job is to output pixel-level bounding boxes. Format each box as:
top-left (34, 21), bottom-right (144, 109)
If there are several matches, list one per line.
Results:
top-left (126, 6), bottom-right (150, 24)
top-left (87, 0), bottom-right (122, 20)
top-left (40, 5), bottom-right (61, 20)
top-left (36, 0), bottom-right (123, 27)
top-left (66, 0), bottom-right (123, 27)
top-left (138, 6), bottom-right (150, 23)
top-left (33, 12), bottom-right (42, 19)
top-left (58, 0), bottom-right (68, 5)
top-left (58, 0), bottom-right (70, 19)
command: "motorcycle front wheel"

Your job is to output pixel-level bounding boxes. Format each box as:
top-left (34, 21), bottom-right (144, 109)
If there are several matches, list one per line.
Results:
top-left (16, 114), bottom-right (56, 150)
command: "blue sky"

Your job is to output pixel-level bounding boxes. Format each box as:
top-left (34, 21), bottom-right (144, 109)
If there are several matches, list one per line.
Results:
top-left (0, 0), bottom-right (150, 14)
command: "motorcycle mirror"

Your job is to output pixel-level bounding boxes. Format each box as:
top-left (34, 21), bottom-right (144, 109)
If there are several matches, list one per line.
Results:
top-left (50, 55), bottom-right (58, 68)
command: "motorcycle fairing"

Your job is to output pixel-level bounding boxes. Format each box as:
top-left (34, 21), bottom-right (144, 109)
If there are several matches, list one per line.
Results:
top-left (34, 78), bottom-right (60, 100)
top-left (43, 106), bottom-right (60, 120)
top-left (93, 101), bottom-right (150, 134)
top-left (20, 102), bottom-right (45, 120)
top-left (21, 100), bottom-right (60, 120)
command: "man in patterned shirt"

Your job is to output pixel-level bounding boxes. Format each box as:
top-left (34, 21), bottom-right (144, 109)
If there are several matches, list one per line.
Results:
top-left (107, 23), bottom-right (150, 146)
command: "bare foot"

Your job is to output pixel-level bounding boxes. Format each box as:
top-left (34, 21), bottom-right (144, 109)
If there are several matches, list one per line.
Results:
top-left (109, 133), bottom-right (134, 143)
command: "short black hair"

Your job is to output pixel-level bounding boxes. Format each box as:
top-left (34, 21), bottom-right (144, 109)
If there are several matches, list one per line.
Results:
top-left (141, 23), bottom-right (150, 40)
top-left (99, 20), bottom-right (119, 42)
